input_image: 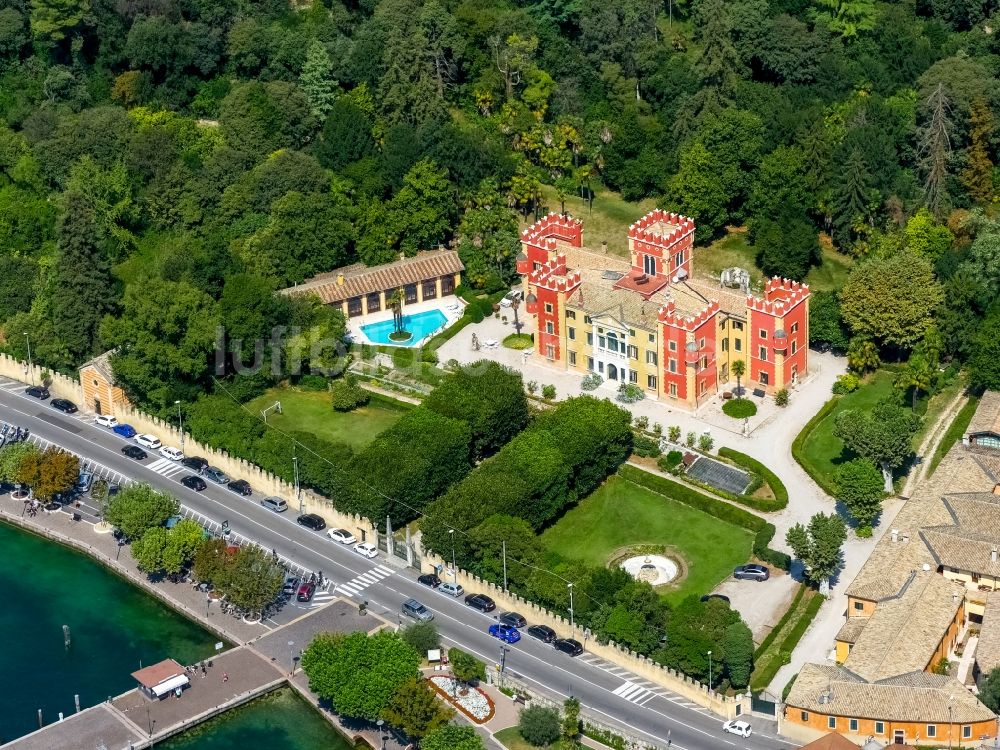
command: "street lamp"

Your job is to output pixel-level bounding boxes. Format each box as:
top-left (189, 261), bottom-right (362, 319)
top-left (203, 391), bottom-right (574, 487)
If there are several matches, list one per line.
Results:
top-left (707, 650), bottom-right (713, 689)
top-left (567, 583), bottom-right (575, 630)
top-left (293, 455), bottom-right (302, 515)
top-left (448, 529), bottom-right (456, 580)
top-left (288, 641), bottom-right (295, 676)
top-left (376, 718), bottom-right (386, 750)
top-left (175, 400), bottom-right (184, 453)
top-left (23, 332), bottom-right (32, 385)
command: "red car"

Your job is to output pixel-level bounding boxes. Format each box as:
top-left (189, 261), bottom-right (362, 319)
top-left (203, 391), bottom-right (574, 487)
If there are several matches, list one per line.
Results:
top-left (296, 581), bottom-right (316, 602)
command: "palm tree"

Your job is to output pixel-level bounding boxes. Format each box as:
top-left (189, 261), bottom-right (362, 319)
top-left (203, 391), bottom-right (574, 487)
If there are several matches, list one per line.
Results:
top-left (896, 352), bottom-right (934, 409)
top-left (388, 288), bottom-right (405, 338)
top-left (511, 296), bottom-right (522, 335)
top-left (731, 358), bottom-right (746, 395)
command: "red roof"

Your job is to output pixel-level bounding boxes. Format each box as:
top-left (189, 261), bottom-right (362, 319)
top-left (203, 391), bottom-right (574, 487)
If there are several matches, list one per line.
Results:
top-left (131, 659), bottom-right (185, 689)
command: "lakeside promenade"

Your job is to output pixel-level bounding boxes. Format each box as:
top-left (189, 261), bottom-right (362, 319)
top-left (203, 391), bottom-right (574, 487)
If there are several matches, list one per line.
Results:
top-left (0, 496), bottom-right (402, 750)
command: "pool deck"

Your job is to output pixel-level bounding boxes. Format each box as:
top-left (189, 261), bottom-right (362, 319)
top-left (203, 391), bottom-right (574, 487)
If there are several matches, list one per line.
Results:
top-left (347, 296), bottom-right (463, 347)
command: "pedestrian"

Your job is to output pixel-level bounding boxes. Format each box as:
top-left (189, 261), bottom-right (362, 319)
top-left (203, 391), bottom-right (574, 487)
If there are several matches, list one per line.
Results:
top-left (318, 571), bottom-right (324, 585)
top-left (223, 672), bottom-right (229, 683)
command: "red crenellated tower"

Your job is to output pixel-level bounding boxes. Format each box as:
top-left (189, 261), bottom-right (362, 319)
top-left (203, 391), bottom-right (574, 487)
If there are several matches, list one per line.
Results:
top-left (658, 300), bottom-right (720, 403)
top-left (746, 279), bottom-right (810, 390)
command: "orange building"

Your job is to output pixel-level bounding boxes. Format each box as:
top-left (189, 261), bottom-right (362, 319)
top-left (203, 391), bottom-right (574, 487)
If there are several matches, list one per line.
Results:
top-left (516, 211), bottom-right (809, 410)
top-left (79, 350), bottom-right (131, 417)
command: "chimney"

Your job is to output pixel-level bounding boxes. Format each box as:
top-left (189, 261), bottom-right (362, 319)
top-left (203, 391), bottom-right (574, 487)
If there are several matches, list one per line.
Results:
top-left (336, 273), bottom-right (345, 286)
top-left (992, 547), bottom-right (998, 563)
top-left (602, 241), bottom-right (608, 254)
top-left (994, 483), bottom-right (1000, 496)
top-left (891, 529), bottom-right (898, 543)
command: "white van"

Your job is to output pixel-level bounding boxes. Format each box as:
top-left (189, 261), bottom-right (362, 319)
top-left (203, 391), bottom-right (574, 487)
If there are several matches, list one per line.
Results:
top-left (439, 582), bottom-right (464, 597)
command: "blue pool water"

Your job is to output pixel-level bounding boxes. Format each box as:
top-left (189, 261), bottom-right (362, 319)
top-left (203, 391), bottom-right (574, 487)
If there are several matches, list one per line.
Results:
top-left (360, 309), bottom-right (448, 347)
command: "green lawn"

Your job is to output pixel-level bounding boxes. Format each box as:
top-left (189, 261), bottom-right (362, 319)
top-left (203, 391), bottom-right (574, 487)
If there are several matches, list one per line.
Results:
top-left (929, 395), bottom-right (980, 475)
top-left (495, 727), bottom-right (549, 750)
top-left (533, 185), bottom-right (656, 258)
top-left (794, 370), bottom-right (897, 495)
top-left (540, 475), bottom-right (753, 605)
top-left (244, 386), bottom-right (409, 449)
top-left (805, 244), bottom-right (854, 292)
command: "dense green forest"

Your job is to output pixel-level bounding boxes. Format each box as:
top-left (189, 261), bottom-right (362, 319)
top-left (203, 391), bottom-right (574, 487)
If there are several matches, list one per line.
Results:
top-left (2, 0), bottom-right (1000, 410)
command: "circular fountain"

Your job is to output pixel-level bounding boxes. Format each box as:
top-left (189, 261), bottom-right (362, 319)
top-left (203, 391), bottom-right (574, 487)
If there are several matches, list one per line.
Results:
top-left (620, 554), bottom-right (679, 586)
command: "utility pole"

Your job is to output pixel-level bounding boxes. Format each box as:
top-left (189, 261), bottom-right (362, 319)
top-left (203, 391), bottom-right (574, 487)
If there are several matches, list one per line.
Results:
top-left (175, 400), bottom-right (184, 453)
top-left (293, 455), bottom-right (302, 515)
top-left (502, 540), bottom-right (508, 593)
top-left (448, 529), bottom-right (456, 580)
top-left (24, 332), bottom-right (32, 384)
top-left (568, 583), bottom-right (574, 629)
top-left (707, 650), bottom-right (713, 689)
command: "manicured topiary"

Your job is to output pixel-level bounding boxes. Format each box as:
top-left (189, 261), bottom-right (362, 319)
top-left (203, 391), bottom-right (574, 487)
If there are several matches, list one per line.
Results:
top-left (722, 398), bottom-right (757, 418)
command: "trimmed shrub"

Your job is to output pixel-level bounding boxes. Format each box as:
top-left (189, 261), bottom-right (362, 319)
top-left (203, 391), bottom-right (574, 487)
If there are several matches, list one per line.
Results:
top-left (542, 384), bottom-right (557, 400)
top-left (658, 450), bottom-right (683, 471)
top-left (668, 425), bottom-right (681, 442)
top-left (698, 434), bottom-right (714, 452)
top-left (632, 435), bottom-right (662, 458)
top-left (832, 373), bottom-right (859, 394)
top-left (634, 415), bottom-right (649, 430)
top-left (581, 373), bottom-right (603, 391)
top-left (519, 706), bottom-right (562, 746)
top-left (722, 398), bottom-right (757, 418)
top-left (774, 388), bottom-right (789, 407)
top-left (298, 374), bottom-right (329, 391)
top-left (616, 382), bottom-right (644, 403)
top-left (330, 377), bottom-right (370, 412)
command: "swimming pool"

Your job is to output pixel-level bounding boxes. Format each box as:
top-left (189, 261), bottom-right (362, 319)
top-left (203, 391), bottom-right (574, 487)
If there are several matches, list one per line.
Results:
top-left (360, 309), bottom-right (448, 347)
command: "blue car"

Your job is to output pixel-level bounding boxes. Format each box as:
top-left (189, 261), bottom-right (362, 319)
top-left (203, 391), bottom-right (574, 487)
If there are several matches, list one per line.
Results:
top-left (112, 424), bottom-right (137, 439)
top-left (488, 623), bottom-right (521, 644)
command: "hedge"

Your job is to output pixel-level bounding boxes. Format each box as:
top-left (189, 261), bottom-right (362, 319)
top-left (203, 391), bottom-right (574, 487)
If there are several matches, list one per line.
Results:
top-left (791, 397), bottom-right (840, 497)
top-left (618, 465), bottom-right (790, 570)
top-left (717, 448), bottom-right (788, 511)
top-left (750, 593), bottom-right (824, 691)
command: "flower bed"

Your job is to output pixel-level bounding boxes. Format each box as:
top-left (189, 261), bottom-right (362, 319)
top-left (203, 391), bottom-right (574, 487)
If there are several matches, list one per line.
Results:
top-left (428, 675), bottom-right (495, 723)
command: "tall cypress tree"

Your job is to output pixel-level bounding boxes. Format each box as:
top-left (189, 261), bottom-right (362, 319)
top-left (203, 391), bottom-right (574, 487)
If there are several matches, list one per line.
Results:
top-left (50, 192), bottom-right (116, 361)
top-left (962, 97), bottom-right (994, 204)
top-left (917, 83), bottom-right (954, 219)
top-left (831, 147), bottom-right (873, 249)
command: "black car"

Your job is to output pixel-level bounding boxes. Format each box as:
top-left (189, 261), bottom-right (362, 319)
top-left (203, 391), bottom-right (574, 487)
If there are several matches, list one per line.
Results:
top-left (464, 593), bottom-right (496, 613)
top-left (733, 564), bottom-right (770, 582)
top-left (24, 385), bottom-right (49, 399)
top-left (526, 624), bottom-right (556, 643)
top-left (498, 611), bottom-right (527, 628)
top-left (553, 638), bottom-right (584, 657)
top-left (700, 593), bottom-right (731, 605)
top-left (51, 398), bottom-right (77, 414)
top-left (181, 475), bottom-right (207, 491)
top-left (227, 479), bottom-right (252, 496)
top-left (121, 445), bottom-right (147, 460)
top-left (417, 573), bottom-right (441, 588)
top-left (181, 456), bottom-right (208, 473)
top-left (297, 513), bottom-right (326, 531)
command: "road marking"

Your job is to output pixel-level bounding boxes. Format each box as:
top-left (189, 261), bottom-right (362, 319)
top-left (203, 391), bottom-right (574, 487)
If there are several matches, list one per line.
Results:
top-left (145, 457), bottom-right (184, 477)
top-left (336, 565), bottom-right (396, 598)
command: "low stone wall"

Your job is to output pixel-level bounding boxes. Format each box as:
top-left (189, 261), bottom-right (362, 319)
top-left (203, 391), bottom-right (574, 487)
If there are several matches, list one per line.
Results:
top-left (422, 551), bottom-right (747, 719)
top-left (0, 354), bottom-right (85, 404)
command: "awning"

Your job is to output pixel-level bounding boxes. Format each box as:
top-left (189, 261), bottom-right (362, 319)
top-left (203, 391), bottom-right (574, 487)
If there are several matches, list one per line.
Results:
top-left (151, 674), bottom-right (189, 697)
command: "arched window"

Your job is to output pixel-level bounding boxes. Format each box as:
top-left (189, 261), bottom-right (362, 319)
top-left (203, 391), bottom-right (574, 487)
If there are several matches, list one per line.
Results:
top-left (606, 332), bottom-right (620, 353)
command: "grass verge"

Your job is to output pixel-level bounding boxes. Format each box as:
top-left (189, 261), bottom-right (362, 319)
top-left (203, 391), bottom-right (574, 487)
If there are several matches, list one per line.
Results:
top-left (494, 727), bottom-right (549, 750)
top-left (540, 475), bottom-right (753, 605)
top-left (929, 395), bottom-right (980, 475)
top-left (750, 587), bottom-right (824, 692)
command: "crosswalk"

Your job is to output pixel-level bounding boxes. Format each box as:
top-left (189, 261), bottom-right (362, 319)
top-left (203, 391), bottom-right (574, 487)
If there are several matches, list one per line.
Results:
top-left (145, 456), bottom-right (186, 478)
top-left (337, 564), bottom-right (395, 598)
top-left (579, 654), bottom-right (708, 711)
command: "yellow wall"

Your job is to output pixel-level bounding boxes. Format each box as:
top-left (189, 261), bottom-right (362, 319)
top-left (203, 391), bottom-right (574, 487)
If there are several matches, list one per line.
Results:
top-left (836, 640), bottom-right (851, 663)
top-left (715, 314), bottom-right (748, 386)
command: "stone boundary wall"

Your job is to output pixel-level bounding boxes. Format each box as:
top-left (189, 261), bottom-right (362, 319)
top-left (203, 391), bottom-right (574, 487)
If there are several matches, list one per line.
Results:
top-left (0, 354), bottom-right (85, 404)
top-left (423, 550), bottom-right (748, 720)
top-left (0, 354), bottom-right (747, 721)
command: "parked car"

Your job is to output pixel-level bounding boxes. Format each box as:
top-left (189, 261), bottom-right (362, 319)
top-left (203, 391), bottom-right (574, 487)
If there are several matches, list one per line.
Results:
top-left (417, 573), bottom-right (441, 588)
top-left (181, 456), bottom-right (207, 473)
top-left (282, 576), bottom-right (300, 596)
top-left (112, 424), bottom-right (137, 439)
top-left (227, 479), bottom-right (252, 496)
top-left (499, 290), bottom-right (522, 308)
top-left (122, 445), bottom-right (147, 461)
top-left (733, 564), bottom-right (770, 582)
top-left (95, 414), bottom-right (118, 428)
top-left (439, 582), bottom-right (464, 597)
top-left (181, 475), bottom-right (207, 491)
top-left (722, 720), bottom-right (752, 738)
top-left (700, 594), bottom-right (731, 605)
top-left (297, 514), bottom-right (326, 531)
top-left (498, 611), bottom-right (527, 628)
top-left (75, 471), bottom-right (94, 493)
top-left (489, 623), bottom-right (521, 643)
top-left (51, 398), bottom-right (77, 414)
top-left (260, 496), bottom-right (287, 513)
top-left (296, 581), bottom-right (316, 602)
top-left (203, 467), bottom-right (229, 485)
top-left (327, 528), bottom-right (357, 545)
top-left (402, 598), bottom-right (434, 622)
top-left (526, 624), bottom-right (556, 643)
top-left (159, 446), bottom-right (184, 461)
top-left (464, 593), bottom-right (496, 613)
top-left (553, 638), bottom-right (584, 656)
top-left (354, 542), bottom-right (378, 558)
top-left (24, 385), bottom-right (49, 400)
top-left (135, 434), bottom-right (161, 450)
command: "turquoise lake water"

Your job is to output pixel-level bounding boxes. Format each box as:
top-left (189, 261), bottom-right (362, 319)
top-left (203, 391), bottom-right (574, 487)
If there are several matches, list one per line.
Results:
top-left (159, 688), bottom-right (356, 750)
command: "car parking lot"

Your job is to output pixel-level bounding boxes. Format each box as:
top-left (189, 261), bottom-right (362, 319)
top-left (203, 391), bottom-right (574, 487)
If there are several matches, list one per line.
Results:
top-left (710, 568), bottom-right (799, 644)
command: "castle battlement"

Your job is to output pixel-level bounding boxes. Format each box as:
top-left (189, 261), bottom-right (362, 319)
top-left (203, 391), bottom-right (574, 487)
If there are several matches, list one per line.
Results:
top-left (522, 213), bottom-right (583, 248)
top-left (628, 209), bottom-right (695, 249)
top-left (657, 299), bottom-right (719, 331)
top-left (748, 279), bottom-right (810, 315)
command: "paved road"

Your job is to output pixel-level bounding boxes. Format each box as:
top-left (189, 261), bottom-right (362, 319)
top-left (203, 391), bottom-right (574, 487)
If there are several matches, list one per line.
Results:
top-left (0, 380), bottom-right (794, 750)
